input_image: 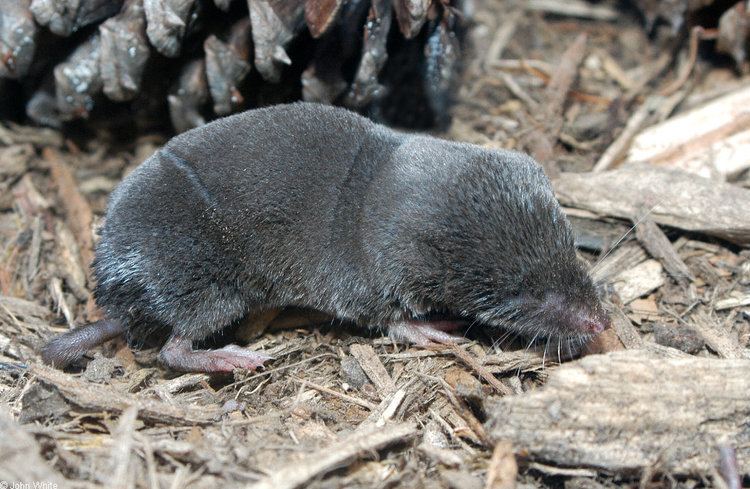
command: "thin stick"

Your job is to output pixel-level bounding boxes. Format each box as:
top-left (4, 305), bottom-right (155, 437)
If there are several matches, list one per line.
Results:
top-left (450, 345), bottom-right (513, 396)
top-left (291, 377), bottom-right (377, 410)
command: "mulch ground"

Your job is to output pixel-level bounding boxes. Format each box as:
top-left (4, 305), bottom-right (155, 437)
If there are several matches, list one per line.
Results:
top-left (1, 1), bottom-right (749, 488)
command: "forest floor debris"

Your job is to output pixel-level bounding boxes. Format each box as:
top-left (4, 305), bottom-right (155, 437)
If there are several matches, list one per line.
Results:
top-left (1, 1), bottom-right (749, 488)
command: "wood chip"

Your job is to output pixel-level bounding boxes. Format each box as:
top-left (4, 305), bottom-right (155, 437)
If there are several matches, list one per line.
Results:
top-left (526, 33), bottom-right (588, 177)
top-left (110, 405), bottom-right (139, 489)
top-left (609, 308), bottom-right (643, 348)
top-left (481, 350), bottom-right (544, 375)
top-left (0, 409), bottom-right (67, 487)
top-left (627, 83), bottom-right (750, 179)
top-left (431, 374), bottom-right (490, 447)
top-left (484, 441), bottom-right (518, 489)
top-left (419, 444), bottom-right (465, 468)
top-left (29, 364), bottom-right (214, 426)
top-left (46, 148), bottom-right (95, 285)
top-left (293, 377), bottom-right (377, 411)
top-left (690, 311), bottom-right (747, 359)
top-left (251, 422), bottom-right (417, 489)
top-left (611, 259), bottom-right (664, 304)
top-left (590, 242), bottom-right (648, 285)
top-left (525, 0), bottom-right (618, 21)
top-left (487, 350), bottom-right (750, 475)
top-left (349, 343), bottom-right (396, 396)
top-left (451, 345), bottom-right (512, 395)
top-left (714, 293), bottom-right (750, 311)
top-left (635, 216), bottom-right (693, 283)
top-left (54, 221), bottom-right (90, 302)
top-left (583, 328), bottom-right (625, 354)
top-left (555, 164), bottom-right (750, 246)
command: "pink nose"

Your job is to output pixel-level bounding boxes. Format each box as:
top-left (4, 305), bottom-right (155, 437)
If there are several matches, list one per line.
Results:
top-left (583, 319), bottom-right (606, 334)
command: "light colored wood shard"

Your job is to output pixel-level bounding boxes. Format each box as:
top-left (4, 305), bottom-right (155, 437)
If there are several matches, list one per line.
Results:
top-left (526, 0), bottom-right (618, 21)
top-left (714, 293), bottom-right (750, 311)
top-left (487, 350), bottom-right (750, 475)
top-left (611, 259), bottom-right (664, 304)
top-left (626, 83), bottom-right (750, 179)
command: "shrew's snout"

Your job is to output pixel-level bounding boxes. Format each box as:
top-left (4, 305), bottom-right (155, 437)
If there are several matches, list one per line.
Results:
top-left (539, 292), bottom-right (610, 337)
top-left (573, 308), bottom-right (609, 334)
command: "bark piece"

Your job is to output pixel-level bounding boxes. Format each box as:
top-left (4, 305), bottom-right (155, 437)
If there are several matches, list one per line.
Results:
top-left (554, 164), bottom-right (750, 246)
top-left (204, 18), bottom-right (252, 115)
top-left (393, 0), bottom-right (429, 38)
top-left (301, 4), bottom-right (353, 104)
top-left (99, 0), bottom-right (150, 102)
top-left (305, 0), bottom-right (344, 38)
top-left (635, 217), bottom-right (693, 283)
top-left (626, 83), bottom-right (750, 179)
top-left (344, 0), bottom-right (392, 108)
top-left (484, 441), bottom-right (518, 489)
top-left (340, 356), bottom-right (369, 388)
top-left (54, 221), bottom-right (89, 302)
top-left (144, 0), bottom-right (197, 57)
top-left (17, 379), bottom-right (71, 423)
top-left (53, 33), bottom-right (102, 119)
top-left (0, 0), bottom-right (37, 79)
top-left (168, 58), bottom-right (208, 133)
top-left (451, 345), bottom-right (512, 395)
top-left (248, 0), bottom-right (305, 82)
top-left (487, 350), bottom-right (750, 475)
top-left (30, 0), bottom-right (123, 36)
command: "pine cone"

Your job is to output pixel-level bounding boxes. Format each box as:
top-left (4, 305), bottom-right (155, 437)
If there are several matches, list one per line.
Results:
top-left (1, 0), bottom-right (471, 132)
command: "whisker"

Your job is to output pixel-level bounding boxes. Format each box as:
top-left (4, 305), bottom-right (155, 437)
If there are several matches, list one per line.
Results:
top-left (590, 196), bottom-right (668, 273)
top-left (524, 330), bottom-right (541, 354)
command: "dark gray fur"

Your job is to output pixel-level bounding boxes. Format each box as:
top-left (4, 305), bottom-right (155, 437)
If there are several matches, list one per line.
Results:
top-left (85, 102), bottom-right (605, 352)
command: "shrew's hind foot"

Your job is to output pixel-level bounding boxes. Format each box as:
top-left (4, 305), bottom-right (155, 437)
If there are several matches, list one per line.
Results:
top-left (387, 320), bottom-right (468, 347)
top-left (158, 335), bottom-right (272, 373)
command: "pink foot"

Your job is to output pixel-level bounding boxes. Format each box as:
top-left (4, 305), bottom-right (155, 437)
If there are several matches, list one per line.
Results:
top-left (159, 336), bottom-right (273, 373)
top-left (388, 320), bottom-right (467, 347)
